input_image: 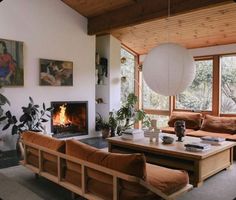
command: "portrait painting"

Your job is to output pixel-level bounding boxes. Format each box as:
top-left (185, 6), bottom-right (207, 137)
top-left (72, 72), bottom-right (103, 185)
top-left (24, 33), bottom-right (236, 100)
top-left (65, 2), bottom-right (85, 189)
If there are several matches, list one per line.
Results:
top-left (0, 38), bottom-right (24, 86)
top-left (40, 59), bottom-right (73, 86)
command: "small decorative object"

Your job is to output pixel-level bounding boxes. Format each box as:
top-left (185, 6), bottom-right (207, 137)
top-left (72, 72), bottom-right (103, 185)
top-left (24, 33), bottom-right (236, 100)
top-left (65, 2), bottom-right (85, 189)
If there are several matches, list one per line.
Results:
top-left (174, 120), bottom-right (186, 142)
top-left (161, 135), bottom-right (174, 144)
top-left (40, 58), bottom-right (73, 86)
top-left (96, 98), bottom-right (104, 104)
top-left (0, 38), bottom-right (24, 86)
top-left (148, 119), bottom-right (161, 143)
top-left (97, 57), bottom-right (108, 85)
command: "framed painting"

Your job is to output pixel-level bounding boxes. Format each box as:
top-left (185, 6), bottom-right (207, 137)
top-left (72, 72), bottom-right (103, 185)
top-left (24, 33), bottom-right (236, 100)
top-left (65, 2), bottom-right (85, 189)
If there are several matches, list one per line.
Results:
top-left (40, 59), bottom-right (73, 86)
top-left (0, 38), bottom-right (24, 86)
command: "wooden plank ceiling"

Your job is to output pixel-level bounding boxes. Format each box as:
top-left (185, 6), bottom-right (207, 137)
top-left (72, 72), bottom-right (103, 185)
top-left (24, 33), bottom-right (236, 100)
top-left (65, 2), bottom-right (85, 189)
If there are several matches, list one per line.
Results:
top-left (62, 0), bottom-right (236, 55)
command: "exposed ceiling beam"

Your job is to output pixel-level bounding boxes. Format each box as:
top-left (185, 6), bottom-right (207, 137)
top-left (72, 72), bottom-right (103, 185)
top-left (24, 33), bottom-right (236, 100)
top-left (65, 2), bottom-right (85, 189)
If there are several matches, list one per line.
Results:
top-left (88, 0), bottom-right (233, 35)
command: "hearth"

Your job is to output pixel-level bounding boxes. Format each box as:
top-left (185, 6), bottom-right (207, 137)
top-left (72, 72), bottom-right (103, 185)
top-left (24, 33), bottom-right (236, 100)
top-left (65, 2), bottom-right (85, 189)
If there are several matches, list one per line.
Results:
top-left (51, 101), bottom-right (88, 138)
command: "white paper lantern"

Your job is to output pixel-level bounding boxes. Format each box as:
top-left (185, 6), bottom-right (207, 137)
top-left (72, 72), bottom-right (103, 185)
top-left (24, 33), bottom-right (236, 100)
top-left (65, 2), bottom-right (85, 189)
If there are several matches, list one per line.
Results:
top-left (143, 43), bottom-right (195, 96)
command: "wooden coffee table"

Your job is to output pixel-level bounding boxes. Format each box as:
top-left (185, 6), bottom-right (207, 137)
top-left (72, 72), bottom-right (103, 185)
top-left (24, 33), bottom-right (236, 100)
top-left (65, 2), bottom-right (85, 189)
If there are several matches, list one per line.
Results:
top-left (107, 134), bottom-right (235, 187)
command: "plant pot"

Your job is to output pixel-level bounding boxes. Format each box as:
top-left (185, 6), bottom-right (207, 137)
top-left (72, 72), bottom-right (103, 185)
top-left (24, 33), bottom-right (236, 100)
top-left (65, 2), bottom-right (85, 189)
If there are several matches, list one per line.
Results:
top-left (101, 128), bottom-right (111, 138)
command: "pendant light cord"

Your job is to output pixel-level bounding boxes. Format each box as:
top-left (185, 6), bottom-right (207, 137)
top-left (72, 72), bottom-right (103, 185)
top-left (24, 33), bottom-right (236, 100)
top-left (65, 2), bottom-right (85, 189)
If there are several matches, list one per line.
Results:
top-left (167, 0), bottom-right (170, 43)
top-left (167, 0), bottom-right (170, 95)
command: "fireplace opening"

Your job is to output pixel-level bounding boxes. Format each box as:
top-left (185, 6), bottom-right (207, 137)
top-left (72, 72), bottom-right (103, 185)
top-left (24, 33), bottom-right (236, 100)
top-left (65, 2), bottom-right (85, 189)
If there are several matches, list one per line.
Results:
top-left (51, 101), bottom-right (88, 138)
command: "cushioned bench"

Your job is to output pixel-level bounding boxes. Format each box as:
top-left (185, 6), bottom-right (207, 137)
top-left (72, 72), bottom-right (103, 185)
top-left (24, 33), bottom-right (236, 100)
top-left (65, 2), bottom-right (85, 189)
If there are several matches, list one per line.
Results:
top-left (161, 112), bottom-right (236, 159)
top-left (21, 131), bottom-right (191, 200)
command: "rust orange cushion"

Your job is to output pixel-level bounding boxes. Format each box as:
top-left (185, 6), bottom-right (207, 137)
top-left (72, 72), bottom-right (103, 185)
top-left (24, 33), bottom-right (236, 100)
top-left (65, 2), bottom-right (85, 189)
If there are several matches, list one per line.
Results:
top-left (168, 112), bottom-right (202, 130)
top-left (146, 163), bottom-right (189, 195)
top-left (200, 115), bottom-right (236, 134)
top-left (66, 139), bottom-right (146, 179)
top-left (21, 131), bottom-right (65, 152)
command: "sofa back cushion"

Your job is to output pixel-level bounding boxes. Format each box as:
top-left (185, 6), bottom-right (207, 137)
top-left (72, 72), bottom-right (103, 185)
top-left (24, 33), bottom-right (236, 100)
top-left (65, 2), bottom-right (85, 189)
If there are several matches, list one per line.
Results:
top-left (21, 131), bottom-right (65, 152)
top-left (66, 139), bottom-right (146, 179)
top-left (168, 112), bottom-right (202, 130)
top-left (201, 115), bottom-right (236, 134)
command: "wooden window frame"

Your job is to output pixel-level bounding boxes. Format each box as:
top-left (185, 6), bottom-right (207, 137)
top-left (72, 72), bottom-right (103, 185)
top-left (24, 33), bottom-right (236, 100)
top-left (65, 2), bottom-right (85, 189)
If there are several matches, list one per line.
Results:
top-left (173, 56), bottom-right (214, 114)
top-left (137, 53), bottom-right (236, 118)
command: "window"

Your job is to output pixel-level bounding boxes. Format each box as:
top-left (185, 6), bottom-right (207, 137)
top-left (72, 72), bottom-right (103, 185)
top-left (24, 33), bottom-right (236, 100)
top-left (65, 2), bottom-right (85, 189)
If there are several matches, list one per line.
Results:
top-left (145, 114), bottom-right (169, 128)
top-left (142, 80), bottom-right (169, 110)
top-left (176, 59), bottom-right (213, 111)
top-left (120, 48), bottom-right (135, 104)
top-left (221, 55), bottom-right (236, 114)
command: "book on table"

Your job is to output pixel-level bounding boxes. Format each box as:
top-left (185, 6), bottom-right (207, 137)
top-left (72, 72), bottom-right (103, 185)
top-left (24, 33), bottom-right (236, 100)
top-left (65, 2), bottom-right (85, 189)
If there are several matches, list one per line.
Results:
top-left (121, 129), bottom-right (144, 140)
top-left (184, 142), bottom-right (211, 152)
top-left (200, 136), bottom-right (225, 145)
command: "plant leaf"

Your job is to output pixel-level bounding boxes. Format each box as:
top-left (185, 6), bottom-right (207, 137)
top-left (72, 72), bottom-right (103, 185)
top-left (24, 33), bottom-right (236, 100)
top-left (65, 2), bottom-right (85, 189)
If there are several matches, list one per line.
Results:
top-left (29, 96), bottom-right (34, 104)
top-left (0, 116), bottom-right (7, 121)
top-left (12, 125), bottom-right (19, 135)
top-left (46, 107), bottom-right (54, 112)
top-left (41, 118), bottom-right (48, 123)
top-left (2, 123), bottom-right (10, 131)
top-left (43, 103), bottom-right (45, 111)
top-left (5, 111), bottom-right (12, 118)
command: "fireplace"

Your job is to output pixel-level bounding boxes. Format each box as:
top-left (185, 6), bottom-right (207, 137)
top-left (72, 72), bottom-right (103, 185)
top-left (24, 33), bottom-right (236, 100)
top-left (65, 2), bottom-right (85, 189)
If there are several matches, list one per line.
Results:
top-left (51, 101), bottom-right (88, 138)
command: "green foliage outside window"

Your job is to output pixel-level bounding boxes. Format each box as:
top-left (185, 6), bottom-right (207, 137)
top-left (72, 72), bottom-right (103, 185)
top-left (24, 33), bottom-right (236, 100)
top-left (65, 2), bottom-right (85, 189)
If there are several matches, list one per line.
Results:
top-left (176, 60), bottom-right (213, 111)
top-left (221, 55), bottom-right (236, 113)
top-left (120, 48), bottom-right (135, 105)
top-left (142, 80), bottom-right (169, 110)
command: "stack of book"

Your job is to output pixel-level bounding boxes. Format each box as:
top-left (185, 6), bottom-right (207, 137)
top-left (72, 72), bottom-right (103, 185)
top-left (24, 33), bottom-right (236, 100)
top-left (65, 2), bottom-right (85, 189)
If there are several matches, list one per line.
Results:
top-left (121, 129), bottom-right (144, 140)
top-left (201, 136), bottom-right (225, 145)
top-left (184, 142), bottom-right (211, 152)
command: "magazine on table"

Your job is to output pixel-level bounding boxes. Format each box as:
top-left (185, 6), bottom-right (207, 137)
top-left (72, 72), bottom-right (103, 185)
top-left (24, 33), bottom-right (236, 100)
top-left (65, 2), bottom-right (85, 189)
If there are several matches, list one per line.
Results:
top-left (184, 142), bottom-right (211, 152)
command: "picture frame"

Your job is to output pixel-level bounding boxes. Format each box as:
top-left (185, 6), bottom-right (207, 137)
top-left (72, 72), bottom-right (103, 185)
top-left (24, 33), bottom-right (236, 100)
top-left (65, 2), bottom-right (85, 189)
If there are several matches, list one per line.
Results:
top-left (39, 58), bottom-right (73, 86)
top-left (0, 38), bottom-right (24, 86)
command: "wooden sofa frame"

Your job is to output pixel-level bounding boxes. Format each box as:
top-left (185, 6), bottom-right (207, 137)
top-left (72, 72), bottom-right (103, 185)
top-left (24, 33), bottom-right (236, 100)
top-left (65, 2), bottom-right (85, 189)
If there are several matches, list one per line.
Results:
top-left (20, 140), bottom-right (192, 200)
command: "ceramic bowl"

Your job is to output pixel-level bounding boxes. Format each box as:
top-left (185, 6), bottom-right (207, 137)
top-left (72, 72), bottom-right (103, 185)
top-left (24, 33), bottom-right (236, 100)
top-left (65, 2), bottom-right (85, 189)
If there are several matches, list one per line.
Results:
top-left (161, 136), bottom-right (174, 144)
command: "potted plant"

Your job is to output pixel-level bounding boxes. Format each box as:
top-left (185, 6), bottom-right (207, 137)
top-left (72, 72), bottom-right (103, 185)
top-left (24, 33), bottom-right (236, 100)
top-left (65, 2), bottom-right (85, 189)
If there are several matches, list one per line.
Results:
top-left (0, 96), bottom-right (53, 157)
top-left (100, 121), bottom-right (111, 138)
top-left (116, 93), bottom-right (150, 135)
top-left (2, 97), bottom-right (53, 134)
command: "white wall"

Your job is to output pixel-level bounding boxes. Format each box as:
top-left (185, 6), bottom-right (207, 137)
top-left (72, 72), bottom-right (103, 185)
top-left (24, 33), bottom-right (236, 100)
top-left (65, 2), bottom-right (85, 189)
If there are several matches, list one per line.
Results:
top-left (96, 35), bottom-right (121, 121)
top-left (0, 0), bottom-right (96, 150)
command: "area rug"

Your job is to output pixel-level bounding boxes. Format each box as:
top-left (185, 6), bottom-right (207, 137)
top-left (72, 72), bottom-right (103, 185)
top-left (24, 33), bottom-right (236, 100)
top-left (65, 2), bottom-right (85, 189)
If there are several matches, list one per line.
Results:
top-left (0, 165), bottom-right (84, 200)
top-left (0, 172), bottom-right (43, 200)
top-left (79, 136), bottom-right (108, 149)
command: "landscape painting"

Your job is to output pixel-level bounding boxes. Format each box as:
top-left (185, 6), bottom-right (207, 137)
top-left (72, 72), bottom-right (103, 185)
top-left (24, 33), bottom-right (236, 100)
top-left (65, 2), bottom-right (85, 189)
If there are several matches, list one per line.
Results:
top-left (40, 59), bottom-right (73, 86)
top-left (0, 38), bottom-right (24, 86)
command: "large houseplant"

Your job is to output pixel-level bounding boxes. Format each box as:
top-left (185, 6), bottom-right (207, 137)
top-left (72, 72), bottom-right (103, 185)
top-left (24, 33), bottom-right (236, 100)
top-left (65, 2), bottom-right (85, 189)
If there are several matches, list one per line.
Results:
top-left (1, 96), bottom-right (53, 135)
top-left (116, 93), bottom-right (150, 135)
top-left (0, 97), bottom-right (53, 158)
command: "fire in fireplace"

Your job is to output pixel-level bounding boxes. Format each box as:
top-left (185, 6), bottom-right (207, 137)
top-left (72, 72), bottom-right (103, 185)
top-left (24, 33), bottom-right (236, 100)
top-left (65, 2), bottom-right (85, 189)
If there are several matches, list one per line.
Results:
top-left (51, 101), bottom-right (88, 138)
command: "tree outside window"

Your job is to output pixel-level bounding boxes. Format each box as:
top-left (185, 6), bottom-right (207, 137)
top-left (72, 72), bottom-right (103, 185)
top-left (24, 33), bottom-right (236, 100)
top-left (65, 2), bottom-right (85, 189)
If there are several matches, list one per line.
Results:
top-left (120, 48), bottom-right (135, 105)
top-left (221, 55), bottom-right (236, 114)
top-left (142, 80), bottom-right (169, 110)
top-left (176, 60), bottom-right (213, 111)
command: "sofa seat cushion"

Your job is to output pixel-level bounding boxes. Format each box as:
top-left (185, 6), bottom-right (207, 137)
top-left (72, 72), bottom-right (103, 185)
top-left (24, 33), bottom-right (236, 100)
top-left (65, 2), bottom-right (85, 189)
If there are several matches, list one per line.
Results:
top-left (22, 131), bottom-right (65, 152)
top-left (87, 178), bottom-right (159, 200)
top-left (201, 115), bottom-right (236, 134)
top-left (66, 139), bottom-right (146, 179)
top-left (161, 127), bottom-right (195, 135)
top-left (168, 112), bottom-right (202, 130)
top-left (187, 130), bottom-right (232, 139)
top-left (146, 163), bottom-right (189, 195)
